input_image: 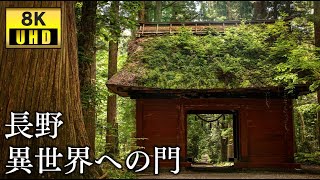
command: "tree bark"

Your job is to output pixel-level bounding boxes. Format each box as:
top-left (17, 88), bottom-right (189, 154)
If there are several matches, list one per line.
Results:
top-left (199, 1), bottom-right (206, 21)
top-left (145, 1), bottom-right (152, 22)
top-left (273, 1), bottom-right (279, 19)
top-left (171, 1), bottom-right (179, 22)
top-left (138, 1), bottom-right (145, 22)
top-left (227, 120), bottom-right (233, 160)
top-left (285, 1), bottom-right (293, 17)
top-left (314, 1), bottom-right (320, 149)
top-left (226, 1), bottom-right (232, 20)
top-left (220, 121), bottom-right (228, 162)
top-left (78, 0), bottom-right (97, 155)
top-left (0, 1), bottom-right (100, 178)
top-left (298, 111), bottom-right (306, 143)
top-left (253, 1), bottom-right (267, 20)
top-left (154, 1), bottom-right (162, 22)
top-left (106, 0), bottom-right (119, 156)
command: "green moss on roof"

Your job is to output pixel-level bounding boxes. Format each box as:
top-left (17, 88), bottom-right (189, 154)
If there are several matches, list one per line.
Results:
top-left (109, 20), bottom-right (319, 90)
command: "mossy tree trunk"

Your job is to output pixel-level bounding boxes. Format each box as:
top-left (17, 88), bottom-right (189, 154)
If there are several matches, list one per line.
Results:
top-left (0, 1), bottom-right (99, 178)
top-left (273, 1), bottom-right (279, 19)
top-left (154, 1), bottom-right (162, 22)
top-left (285, 1), bottom-right (293, 17)
top-left (253, 1), bottom-right (267, 20)
top-left (145, 1), bottom-right (152, 22)
top-left (298, 111), bottom-right (306, 143)
top-left (171, 1), bottom-right (180, 22)
top-left (138, 1), bottom-right (145, 22)
top-left (106, 0), bottom-right (120, 156)
top-left (220, 120), bottom-right (228, 162)
top-left (78, 0), bottom-right (97, 154)
top-left (226, 1), bottom-right (232, 20)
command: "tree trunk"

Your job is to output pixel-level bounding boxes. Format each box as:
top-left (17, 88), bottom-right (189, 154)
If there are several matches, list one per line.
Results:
top-left (253, 1), bottom-right (267, 20)
top-left (226, 1), bottom-right (232, 20)
top-left (227, 120), bottom-right (233, 160)
top-left (273, 1), bottom-right (279, 19)
top-left (199, 1), bottom-right (206, 21)
top-left (145, 1), bottom-right (152, 22)
top-left (221, 138), bottom-right (228, 162)
top-left (314, 1), bottom-right (320, 149)
top-left (298, 111), bottom-right (306, 143)
top-left (220, 121), bottom-right (228, 162)
top-left (171, 1), bottom-right (179, 22)
top-left (78, 0), bottom-right (97, 155)
top-left (154, 1), bottom-right (162, 22)
top-left (138, 1), bottom-right (145, 22)
top-left (285, 1), bottom-right (293, 17)
top-left (0, 1), bottom-right (100, 178)
top-left (106, 0), bottom-right (119, 156)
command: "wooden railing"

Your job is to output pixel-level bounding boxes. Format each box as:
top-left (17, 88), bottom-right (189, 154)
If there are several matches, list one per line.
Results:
top-left (136, 20), bottom-right (279, 37)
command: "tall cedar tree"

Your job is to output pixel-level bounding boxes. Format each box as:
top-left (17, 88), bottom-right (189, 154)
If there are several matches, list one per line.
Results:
top-left (171, 1), bottom-right (180, 22)
top-left (106, 0), bottom-right (120, 156)
top-left (0, 1), bottom-right (100, 178)
top-left (226, 1), bottom-right (231, 20)
top-left (253, 1), bottom-right (267, 19)
top-left (314, 1), bottom-right (320, 149)
top-left (78, 1), bottom-right (97, 154)
top-left (138, 1), bottom-right (145, 22)
top-left (220, 118), bottom-right (228, 162)
top-left (145, 1), bottom-right (152, 22)
top-left (155, 1), bottom-right (162, 22)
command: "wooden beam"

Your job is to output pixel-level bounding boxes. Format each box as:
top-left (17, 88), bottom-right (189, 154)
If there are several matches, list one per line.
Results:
top-left (107, 83), bottom-right (311, 99)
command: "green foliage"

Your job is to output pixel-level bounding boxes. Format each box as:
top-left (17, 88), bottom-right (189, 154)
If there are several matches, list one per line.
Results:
top-left (187, 115), bottom-right (206, 161)
top-left (187, 114), bottom-right (233, 164)
top-left (117, 97), bottom-right (136, 159)
top-left (165, 1), bottom-right (253, 22)
top-left (94, 1), bottom-right (141, 159)
top-left (142, 1), bottom-right (311, 23)
top-left (80, 83), bottom-right (97, 109)
top-left (295, 152), bottom-right (320, 165)
top-left (134, 20), bottom-right (319, 91)
top-left (95, 49), bottom-right (109, 158)
top-left (294, 93), bottom-right (319, 153)
top-left (160, 1), bottom-right (199, 22)
top-left (95, 37), bottom-right (136, 160)
top-left (100, 163), bottom-right (137, 179)
top-left (96, 1), bottom-right (141, 48)
top-left (75, 2), bottom-right (83, 29)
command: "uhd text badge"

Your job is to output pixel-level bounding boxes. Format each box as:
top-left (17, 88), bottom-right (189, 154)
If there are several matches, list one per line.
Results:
top-left (6, 8), bottom-right (61, 48)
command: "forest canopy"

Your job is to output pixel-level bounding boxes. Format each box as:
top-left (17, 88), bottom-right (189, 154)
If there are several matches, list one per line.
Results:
top-left (111, 19), bottom-right (320, 91)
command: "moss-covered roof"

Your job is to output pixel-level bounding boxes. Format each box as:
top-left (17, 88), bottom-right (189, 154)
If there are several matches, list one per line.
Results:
top-left (107, 21), bottom-right (317, 97)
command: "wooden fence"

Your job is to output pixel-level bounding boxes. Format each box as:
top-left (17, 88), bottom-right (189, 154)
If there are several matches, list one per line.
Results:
top-left (136, 20), bottom-right (278, 37)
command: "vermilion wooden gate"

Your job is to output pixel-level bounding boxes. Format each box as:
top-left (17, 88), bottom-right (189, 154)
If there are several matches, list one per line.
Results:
top-left (135, 97), bottom-right (300, 168)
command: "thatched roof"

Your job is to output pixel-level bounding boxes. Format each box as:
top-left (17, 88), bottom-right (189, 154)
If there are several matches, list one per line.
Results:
top-left (107, 21), bottom-right (315, 99)
top-left (107, 38), bottom-right (311, 99)
top-left (107, 37), bottom-right (148, 88)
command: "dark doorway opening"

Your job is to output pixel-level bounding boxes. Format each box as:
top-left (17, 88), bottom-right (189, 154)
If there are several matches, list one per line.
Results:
top-left (186, 110), bottom-right (239, 168)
